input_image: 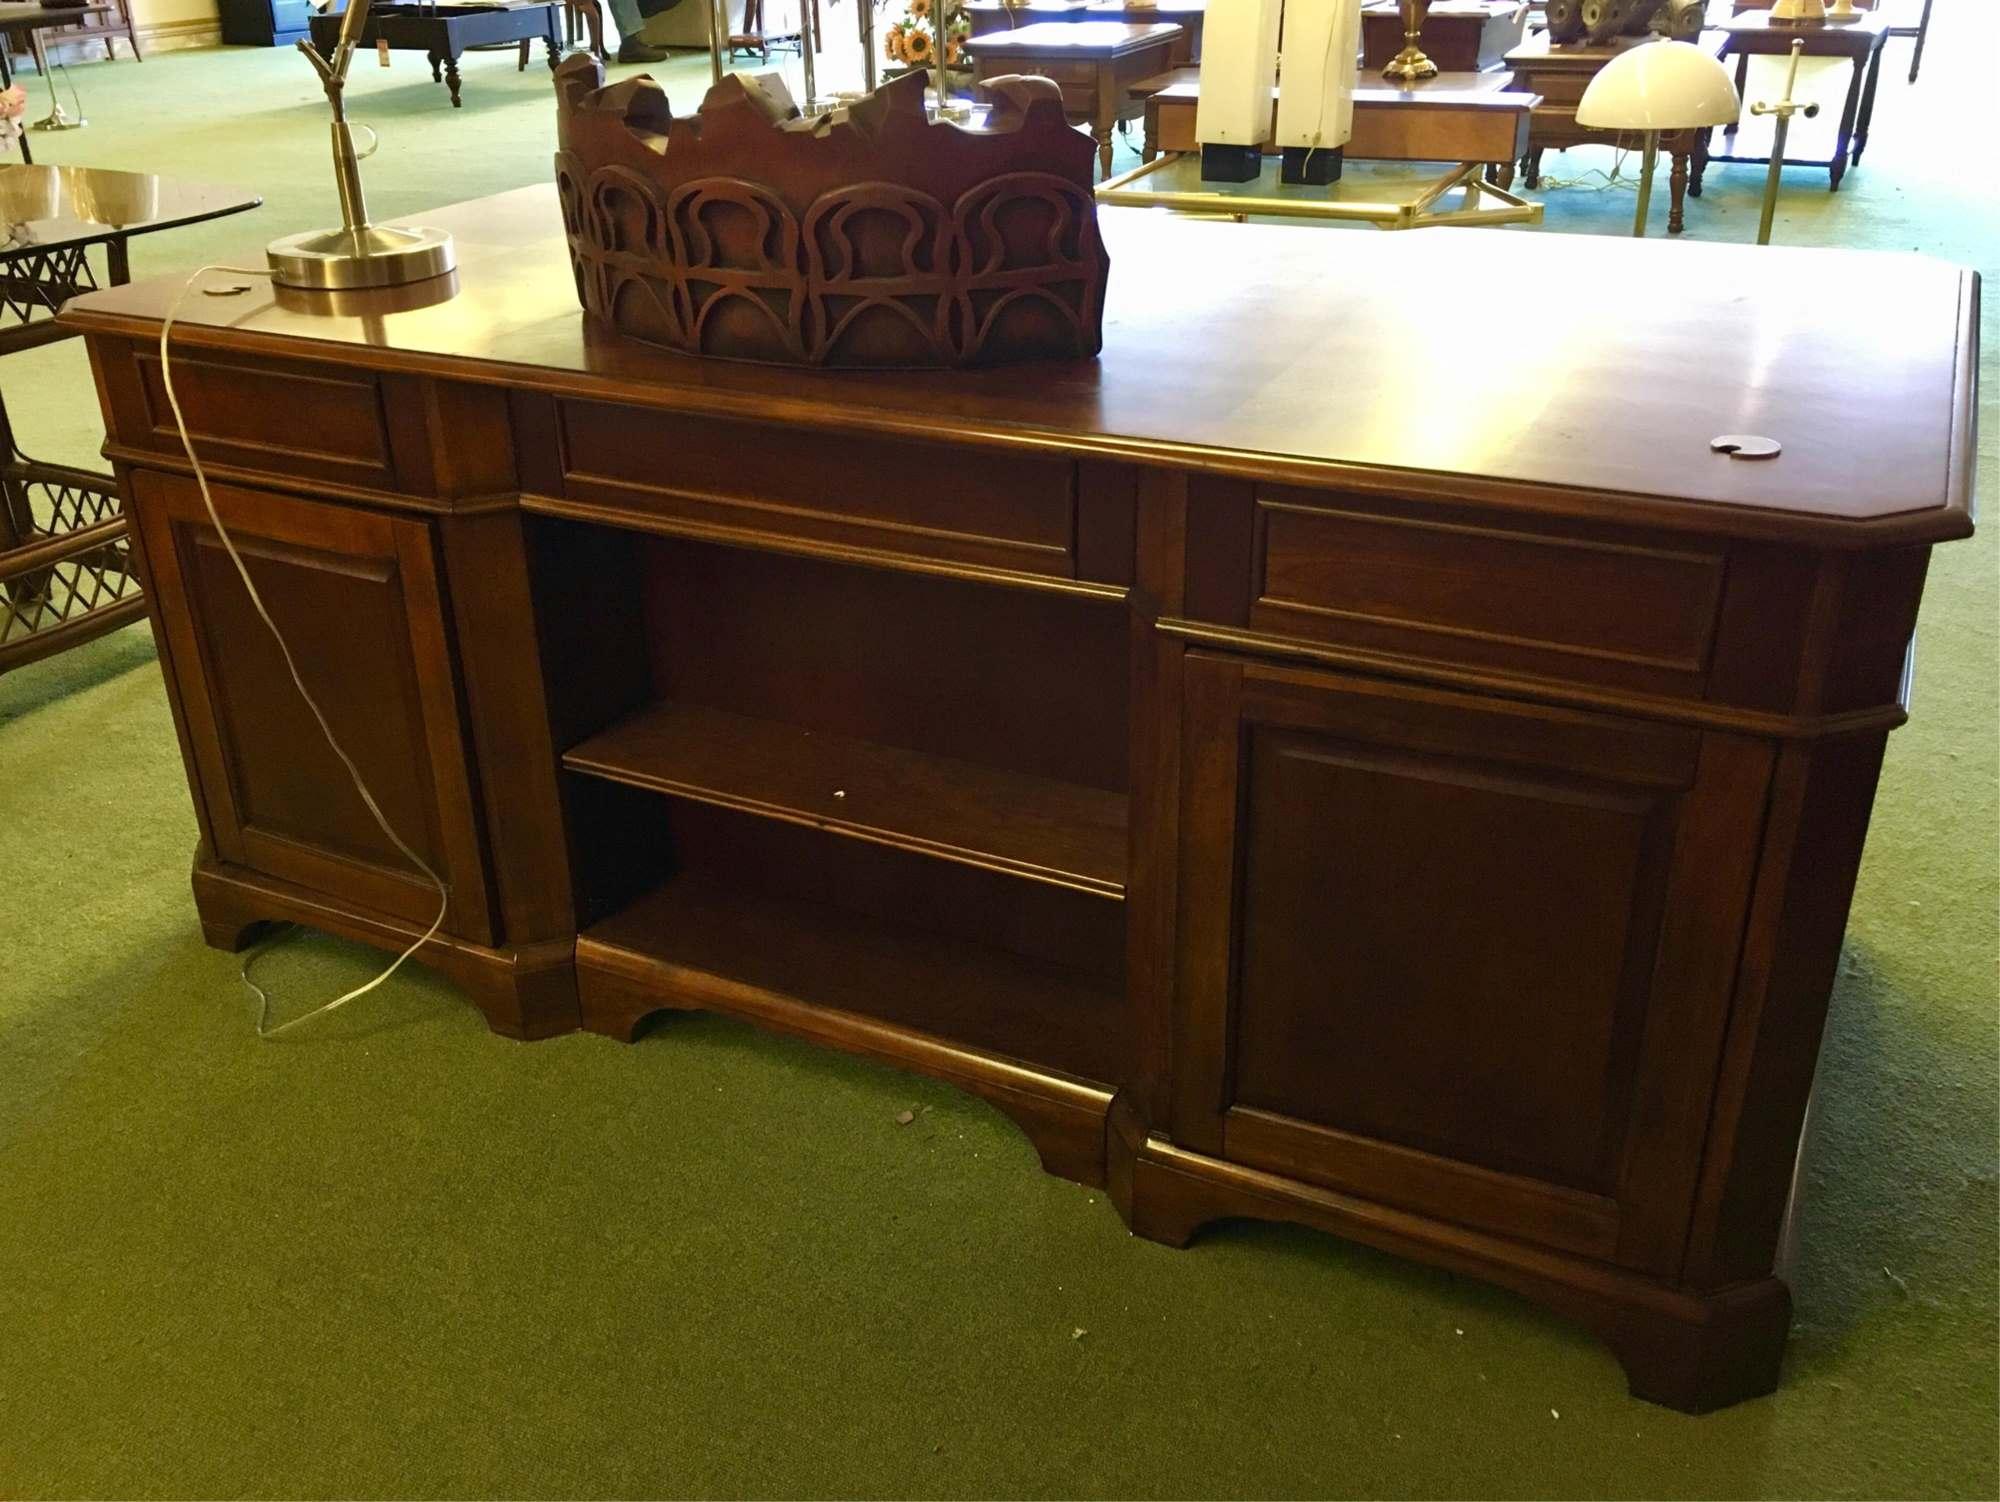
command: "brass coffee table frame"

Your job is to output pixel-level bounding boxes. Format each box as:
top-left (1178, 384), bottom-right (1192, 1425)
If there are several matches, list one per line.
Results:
top-left (1095, 152), bottom-right (1541, 229)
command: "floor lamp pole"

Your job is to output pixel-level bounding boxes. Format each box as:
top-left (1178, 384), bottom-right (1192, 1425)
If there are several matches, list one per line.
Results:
top-left (1631, 129), bottom-right (1658, 237)
top-left (1751, 40), bottom-right (1816, 246)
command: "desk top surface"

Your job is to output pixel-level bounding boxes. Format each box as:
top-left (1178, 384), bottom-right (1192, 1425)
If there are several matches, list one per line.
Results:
top-left (63, 184), bottom-right (1978, 544)
top-left (962, 19), bottom-right (1184, 52)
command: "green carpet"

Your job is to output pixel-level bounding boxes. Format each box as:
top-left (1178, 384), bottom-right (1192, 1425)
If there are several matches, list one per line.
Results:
top-left (1, 8), bottom-right (1995, 1497)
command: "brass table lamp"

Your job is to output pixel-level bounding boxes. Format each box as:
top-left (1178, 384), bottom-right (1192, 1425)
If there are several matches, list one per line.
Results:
top-left (1382, 0), bottom-right (1437, 82)
top-left (266, 0), bottom-right (456, 291)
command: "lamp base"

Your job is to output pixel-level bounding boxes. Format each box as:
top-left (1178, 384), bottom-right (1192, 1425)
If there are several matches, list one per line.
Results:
top-left (1280, 145), bottom-right (1343, 185)
top-left (266, 223), bottom-right (456, 292)
top-left (1199, 143), bottom-right (1263, 183)
top-left (1382, 45), bottom-right (1438, 82)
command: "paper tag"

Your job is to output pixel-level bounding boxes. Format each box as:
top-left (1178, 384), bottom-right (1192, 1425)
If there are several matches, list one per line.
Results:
top-left (377, 37), bottom-right (391, 65)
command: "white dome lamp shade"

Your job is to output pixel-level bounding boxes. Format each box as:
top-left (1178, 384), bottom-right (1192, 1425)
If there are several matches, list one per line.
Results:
top-left (1576, 40), bottom-right (1742, 237)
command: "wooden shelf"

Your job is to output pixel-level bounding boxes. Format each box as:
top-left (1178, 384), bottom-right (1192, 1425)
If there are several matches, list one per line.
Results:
top-left (563, 702), bottom-right (1129, 899)
top-left (577, 877), bottom-right (1131, 1087)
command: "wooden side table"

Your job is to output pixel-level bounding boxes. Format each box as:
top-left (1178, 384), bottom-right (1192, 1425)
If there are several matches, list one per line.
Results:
top-left (964, 19), bottom-right (1184, 179)
top-left (1503, 30), bottom-right (1729, 234)
top-left (966, 1), bottom-right (1203, 64)
top-left (1730, 0), bottom-right (1932, 84)
top-left (1709, 12), bottom-right (1891, 190)
top-left (1129, 65), bottom-right (1534, 189)
top-left (308, 1), bottom-right (564, 109)
top-left (1361, 0), bottom-right (1527, 73)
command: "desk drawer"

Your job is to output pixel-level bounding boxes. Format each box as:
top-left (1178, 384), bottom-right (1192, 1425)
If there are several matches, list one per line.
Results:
top-left (1217, 487), bottom-right (1726, 696)
top-left (118, 347), bottom-right (402, 492)
top-left (1523, 73), bottom-right (1591, 106)
top-left (551, 400), bottom-right (1083, 581)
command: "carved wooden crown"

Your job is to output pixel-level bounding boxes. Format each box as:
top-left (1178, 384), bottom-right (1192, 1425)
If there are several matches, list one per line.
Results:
top-left (552, 57), bottom-right (1110, 369)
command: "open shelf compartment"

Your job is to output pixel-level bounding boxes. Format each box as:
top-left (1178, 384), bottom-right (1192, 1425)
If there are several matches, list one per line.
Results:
top-left (577, 874), bottom-right (1130, 1087)
top-left (563, 699), bottom-right (1129, 899)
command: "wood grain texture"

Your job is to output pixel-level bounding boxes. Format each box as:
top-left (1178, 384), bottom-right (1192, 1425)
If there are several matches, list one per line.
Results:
top-left (130, 470), bottom-right (495, 942)
top-left (553, 64), bottom-right (1109, 366)
top-left (1249, 491), bottom-right (1726, 692)
top-left (1107, 1092), bottom-right (1794, 1414)
top-left (576, 876), bottom-right (1122, 1182)
top-left (555, 398), bottom-right (1081, 579)
top-left (63, 187), bottom-right (1979, 543)
top-left (72, 184), bottom-right (1975, 1412)
top-left (563, 699), bottom-right (1130, 897)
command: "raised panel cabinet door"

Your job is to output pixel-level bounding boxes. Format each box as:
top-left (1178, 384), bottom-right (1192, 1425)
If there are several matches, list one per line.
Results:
top-left (1172, 653), bottom-right (1772, 1278)
top-left (130, 470), bottom-right (495, 943)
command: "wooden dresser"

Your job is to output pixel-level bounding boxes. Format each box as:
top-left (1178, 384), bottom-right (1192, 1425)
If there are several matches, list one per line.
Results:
top-left (65, 190), bottom-right (1979, 1414)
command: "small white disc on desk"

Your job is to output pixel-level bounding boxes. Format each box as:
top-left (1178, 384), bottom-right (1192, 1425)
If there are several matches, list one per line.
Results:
top-left (1710, 434), bottom-right (1783, 460)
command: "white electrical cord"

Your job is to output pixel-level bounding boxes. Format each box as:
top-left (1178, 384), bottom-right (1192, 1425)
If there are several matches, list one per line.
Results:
top-left (159, 264), bottom-right (450, 1039)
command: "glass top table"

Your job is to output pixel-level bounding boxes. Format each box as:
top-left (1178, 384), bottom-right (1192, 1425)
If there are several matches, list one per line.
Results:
top-left (1, 165), bottom-right (261, 309)
top-left (0, 164), bottom-right (260, 675)
top-left (1094, 152), bottom-right (1541, 230)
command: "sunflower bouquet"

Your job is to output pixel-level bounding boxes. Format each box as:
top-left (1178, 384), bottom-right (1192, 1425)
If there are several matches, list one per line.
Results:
top-left (883, 0), bottom-right (972, 76)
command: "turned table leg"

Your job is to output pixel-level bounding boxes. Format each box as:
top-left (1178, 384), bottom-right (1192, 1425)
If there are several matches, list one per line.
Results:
top-left (445, 52), bottom-right (463, 107)
top-left (1667, 145), bottom-right (1689, 234)
top-left (1828, 47), bottom-right (1868, 190)
top-left (1851, 38), bottom-right (1884, 166)
top-left (1094, 65), bottom-right (1115, 180)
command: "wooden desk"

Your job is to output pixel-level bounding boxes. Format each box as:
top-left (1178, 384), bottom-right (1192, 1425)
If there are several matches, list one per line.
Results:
top-left (64, 188), bottom-right (1978, 1415)
top-left (1504, 30), bottom-right (1729, 233)
top-left (967, 1), bottom-right (1204, 64)
top-left (1131, 66), bottom-right (1534, 187)
top-left (1710, 12), bottom-right (1892, 191)
top-left (1360, 0), bottom-right (1527, 72)
top-left (963, 20), bottom-right (1184, 178)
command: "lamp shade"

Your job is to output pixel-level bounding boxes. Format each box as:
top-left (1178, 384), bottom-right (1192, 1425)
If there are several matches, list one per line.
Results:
top-left (1576, 40), bottom-right (1741, 131)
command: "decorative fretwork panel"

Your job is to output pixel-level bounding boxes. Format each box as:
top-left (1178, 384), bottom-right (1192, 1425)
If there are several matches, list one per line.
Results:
top-left (557, 157), bottom-right (1108, 369)
top-left (0, 242), bottom-right (99, 333)
top-left (0, 452), bottom-right (142, 668)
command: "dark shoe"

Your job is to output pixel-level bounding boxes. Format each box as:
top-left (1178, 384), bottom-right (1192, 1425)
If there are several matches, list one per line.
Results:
top-left (616, 36), bottom-right (669, 62)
